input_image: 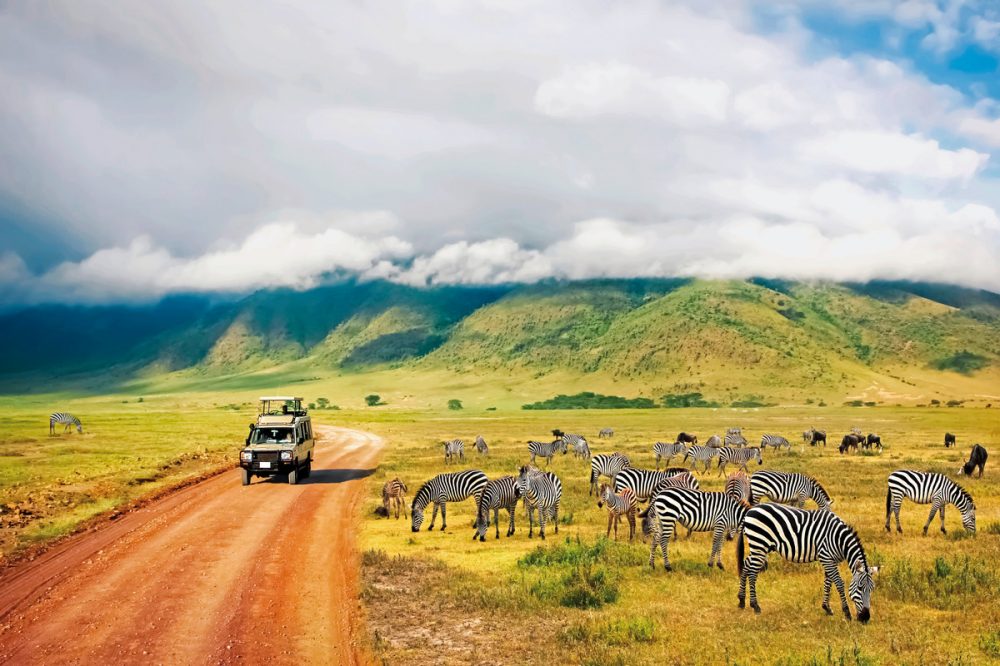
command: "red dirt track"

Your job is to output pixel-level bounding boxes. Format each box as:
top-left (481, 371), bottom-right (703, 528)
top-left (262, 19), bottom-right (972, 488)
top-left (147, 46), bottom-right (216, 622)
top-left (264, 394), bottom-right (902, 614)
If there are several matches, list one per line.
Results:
top-left (0, 426), bottom-right (384, 665)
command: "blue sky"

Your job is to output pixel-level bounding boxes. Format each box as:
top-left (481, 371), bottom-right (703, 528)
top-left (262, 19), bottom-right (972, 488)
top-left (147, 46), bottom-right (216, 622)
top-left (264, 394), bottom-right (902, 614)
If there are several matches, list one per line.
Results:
top-left (0, 0), bottom-right (998, 303)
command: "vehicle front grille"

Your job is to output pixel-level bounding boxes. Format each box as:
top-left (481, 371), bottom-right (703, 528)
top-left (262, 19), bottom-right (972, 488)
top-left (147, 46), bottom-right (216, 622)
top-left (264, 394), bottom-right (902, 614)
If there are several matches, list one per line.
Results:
top-left (254, 451), bottom-right (280, 464)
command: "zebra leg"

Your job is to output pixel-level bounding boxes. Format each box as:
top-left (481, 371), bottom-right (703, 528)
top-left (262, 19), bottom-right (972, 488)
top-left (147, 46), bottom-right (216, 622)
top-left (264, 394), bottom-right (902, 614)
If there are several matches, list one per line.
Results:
top-left (938, 503), bottom-right (947, 534)
top-left (656, 454), bottom-right (661, 471)
top-left (538, 510), bottom-right (547, 540)
top-left (661, 521), bottom-right (675, 571)
top-left (527, 505), bottom-right (535, 538)
top-left (429, 502), bottom-right (439, 530)
top-left (553, 503), bottom-right (560, 534)
top-left (893, 499), bottom-right (903, 533)
top-left (506, 506), bottom-right (515, 537)
top-left (440, 502), bottom-right (447, 531)
top-left (710, 525), bottom-right (725, 569)
top-left (828, 565), bottom-right (851, 619)
top-left (627, 509), bottom-right (636, 542)
top-left (821, 563), bottom-right (835, 615)
top-left (648, 529), bottom-right (659, 568)
top-left (923, 498), bottom-right (942, 535)
top-left (606, 511), bottom-right (613, 539)
top-left (494, 507), bottom-right (501, 539)
top-left (747, 555), bottom-right (765, 613)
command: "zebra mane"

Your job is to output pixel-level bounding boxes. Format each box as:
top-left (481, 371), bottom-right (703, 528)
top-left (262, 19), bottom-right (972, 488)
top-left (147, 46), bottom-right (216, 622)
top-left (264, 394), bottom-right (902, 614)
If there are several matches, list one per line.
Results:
top-left (949, 478), bottom-right (975, 507)
top-left (805, 474), bottom-right (831, 500)
top-left (411, 481), bottom-right (434, 510)
top-left (841, 521), bottom-right (869, 569)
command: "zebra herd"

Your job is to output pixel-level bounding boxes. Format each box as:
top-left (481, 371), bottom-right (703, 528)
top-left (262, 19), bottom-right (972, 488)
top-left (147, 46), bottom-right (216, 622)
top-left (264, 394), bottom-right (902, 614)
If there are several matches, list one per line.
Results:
top-left (389, 424), bottom-right (988, 622)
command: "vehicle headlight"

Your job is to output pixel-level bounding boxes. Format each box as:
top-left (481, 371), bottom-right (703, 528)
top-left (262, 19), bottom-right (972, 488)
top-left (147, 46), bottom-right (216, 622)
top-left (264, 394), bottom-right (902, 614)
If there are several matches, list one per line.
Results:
top-left (280, 451), bottom-right (292, 461)
top-left (240, 450), bottom-right (253, 462)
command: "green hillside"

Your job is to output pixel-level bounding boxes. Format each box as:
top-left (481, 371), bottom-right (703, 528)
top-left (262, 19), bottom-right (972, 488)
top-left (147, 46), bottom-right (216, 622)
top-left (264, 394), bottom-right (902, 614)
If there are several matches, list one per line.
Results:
top-left (1, 279), bottom-right (997, 405)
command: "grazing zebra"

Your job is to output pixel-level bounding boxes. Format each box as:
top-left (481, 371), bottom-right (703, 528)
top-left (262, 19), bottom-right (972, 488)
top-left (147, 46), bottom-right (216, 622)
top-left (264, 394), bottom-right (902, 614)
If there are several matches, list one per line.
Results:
top-left (683, 445), bottom-right (718, 472)
top-left (589, 452), bottom-right (631, 495)
top-left (599, 428), bottom-right (614, 439)
top-left (677, 432), bottom-right (698, 444)
top-left (737, 503), bottom-right (877, 621)
top-left (651, 470), bottom-right (700, 495)
top-left (705, 434), bottom-right (723, 448)
top-left (716, 447), bottom-right (763, 475)
top-left (443, 439), bottom-right (465, 464)
top-left (725, 472), bottom-right (751, 503)
top-left (49, 413), bottom-right (82, 435)
top-left (643, 488), bottom-right (749, 570)
top-left (473, 476), bottom-right (520, 541)
top-left (653, 441), bottom-right (686, 470)
top-left (564, 434), bottom-right (591, 459)
top-left (760, 434), bottom-right (791, 452)
top-left (411, 470), bottom-right (489, 532)
top-left (885, 470), bottom-right (976, 535)
top-left (725, 428), bottom-right (748, 448)
top-left (527, 439), bottom-right (567, 466)
top-left (517, 465), bottom-right (563, 540)
top-left (381, 478), bottom-right (408, 519)
top-left (803, 428), bottom-right (827, 446)
top-left (750, 470), bottom-right (832, 510)
top-left (614, 467), bottom-right (689, 501)
top-left (474, 435), bottom-right (489, 456)
top-left (597, 484), bottom-right (637, 541)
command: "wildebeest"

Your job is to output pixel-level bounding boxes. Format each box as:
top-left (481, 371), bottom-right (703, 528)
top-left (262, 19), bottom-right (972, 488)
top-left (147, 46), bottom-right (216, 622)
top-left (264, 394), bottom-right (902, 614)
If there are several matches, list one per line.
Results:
top-left (863, 434), bottom-right (882, 452)
top-left (944, 432), bottom-right (956, 448)
top-left (959, 444), bottom-right (988, 478)
top-left (839, 434), bottom-right (861, 454)
top-left (677, 432), bottom-right (698, 444)
top-left (803, 428), bottom-right (827, 446)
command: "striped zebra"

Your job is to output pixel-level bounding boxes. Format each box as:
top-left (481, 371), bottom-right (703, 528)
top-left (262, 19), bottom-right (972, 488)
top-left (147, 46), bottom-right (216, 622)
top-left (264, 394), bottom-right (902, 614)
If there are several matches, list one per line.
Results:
top-left (49, 412), bottom-right (82, 435)
top-left (527, 439), bottom-right (567, 466)
top-left (653, 441), bottom-right (687, 470)
top-left (750, 471), bottom-right (832, 510)
top-left (716, 447), bottom-right (763, 475)
top-left (725, 472), bottom-right (751, 503)
top-left (650, 470), bottom-right (700, 495)
top-left (760, 434), bottom-right (791, 452)
top-left (381, 478), bottom-right (408, 519)
top-left (725, 428), bottom-right (747, 448)
top-left (474, 476), bottom-right (520, 541)
top-left (474, 435), bottom-right (489, 456)
top-left (683, 445), bottom-right (719, 472)
top-left (737, 503), bottom-right (877, 621)
top-left (614, 467), bottom-right (689, 501)
top-left (589, 452), bottom-right (631, 495)
top-left (642, 488), bottom-right (749, 571)
top-left (598, 428), bottom-right (614, 439)
top-left (517, 465), bottom-right (563, 540)
top-left (411, 470), bottom-right (488, 532)
top-left (443, 439), bottom-right (465, 464)
top-left (705, 434), bottom-right (723, 448)
top-left (563, 434), bottom-right (590, 459)
top-left (596, 483), bottom-right (637, 541)
top-left (885, 470), bottom-right (976, 535)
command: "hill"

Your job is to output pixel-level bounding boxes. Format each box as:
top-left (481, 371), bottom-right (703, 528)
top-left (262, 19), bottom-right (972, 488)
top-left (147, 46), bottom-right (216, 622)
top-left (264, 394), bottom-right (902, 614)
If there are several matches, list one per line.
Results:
top-left (1, 278), bottom-right (998, 405)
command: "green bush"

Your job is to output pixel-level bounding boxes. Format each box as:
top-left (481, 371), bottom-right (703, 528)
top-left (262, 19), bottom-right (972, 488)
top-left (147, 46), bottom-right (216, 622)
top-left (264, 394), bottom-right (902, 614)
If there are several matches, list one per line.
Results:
top-left (931, 350), bottom-right (989, 375)
top-left (661, 392), bottom-right (720, 408)
top-left (365, 394), bottom-right (383, 407)
top-left (522, 392), bottom-right (656, 410)
top-left (843, 400), bottom-right (864, 407)
top-left (447, 399), bottom-right (463, 410)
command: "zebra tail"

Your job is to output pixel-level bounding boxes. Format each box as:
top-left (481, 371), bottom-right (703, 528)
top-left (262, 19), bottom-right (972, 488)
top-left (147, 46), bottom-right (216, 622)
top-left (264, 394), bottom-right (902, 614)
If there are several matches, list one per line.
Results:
top-left (736, 527), bottom-right (745, 576)
top-left (885, 485), bottom-right (891, 519)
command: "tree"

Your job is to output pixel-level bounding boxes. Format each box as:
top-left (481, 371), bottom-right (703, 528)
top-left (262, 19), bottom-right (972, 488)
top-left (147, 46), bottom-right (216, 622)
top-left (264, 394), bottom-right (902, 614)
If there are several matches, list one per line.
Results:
top-left (316, 397), bottom-right (330, 409)
top-left (365, 394), bottom-right (382, 407)
top-left (308, 402), bottom-right (316, 410)
top-left (447, 399), bottom-right (463, 411)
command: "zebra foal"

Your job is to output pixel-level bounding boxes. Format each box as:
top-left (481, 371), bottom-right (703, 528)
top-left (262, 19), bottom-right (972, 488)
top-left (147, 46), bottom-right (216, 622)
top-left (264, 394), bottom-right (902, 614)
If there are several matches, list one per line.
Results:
top-left (381, 478), bottom-right (408, 519)
top-left (596, 483), bottom-right (637, 541)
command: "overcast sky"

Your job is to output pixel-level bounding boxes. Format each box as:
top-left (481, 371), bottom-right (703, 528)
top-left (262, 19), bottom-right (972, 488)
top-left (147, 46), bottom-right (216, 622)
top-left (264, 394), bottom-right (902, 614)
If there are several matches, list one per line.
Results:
top-left (1, 0), bottom-right (999, 304)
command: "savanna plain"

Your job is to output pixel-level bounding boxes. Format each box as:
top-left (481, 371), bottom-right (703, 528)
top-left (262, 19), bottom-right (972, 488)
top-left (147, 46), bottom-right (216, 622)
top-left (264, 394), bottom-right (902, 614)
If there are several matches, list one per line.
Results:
top-left (1, 393), bottom-right (998, 665)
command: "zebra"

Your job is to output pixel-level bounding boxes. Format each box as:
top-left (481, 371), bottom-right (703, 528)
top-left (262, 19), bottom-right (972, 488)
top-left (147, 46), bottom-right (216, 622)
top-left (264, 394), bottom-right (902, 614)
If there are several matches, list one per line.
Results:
top-left (737, 503), bottom-right (878, 621)
top-left (473, 435), bottom-right (489, 456)
top-left (517, 465), bottom-right (562, 540)
top-left (381, 478), bottom-right (408, 519)
top-left (614, 467), bottom-right (689, 501)
top-left (598, 428), bottom-right (614, 439)
top-left (564, 434), bottom-right (591, 459)
top-left (885, 470), bottom-right (976, 535)
top-left (705, 434), bottom-right (723, 448)
top-left (750, 470), bottom-right (832, 510)
top-left (642, 488), bottom-right (749, 571)
top-left (760, 434), bottom-right (791, 452)
top-left (527, 439), bottom-right (567, 466)
top-left (443, 439), bottom-right (464, 464)
top-left (725, 428), bottom-right (747, 448)
top-left (653, 441), bottom-right (686, 470)
top-left (650, 470), bottom-right (700, 495)
top-left (589, 452), bottom-right (631, 495)
top-left (411, 470), bottom-right (488, 532)
top-left (682, 445), bottom-right (718, 472)
top-left (725, 472), bottom-right (751, 503)
top-left (596, 483), bottom-right (637, 541)
top-left (716, 447), bottom-right (762, 475)
top-left (803, 428), bottom-right (827, 446)
top-left (49, 413), bottom-right (82, 435)
top-left (473, 476), bottom-right (520, 541)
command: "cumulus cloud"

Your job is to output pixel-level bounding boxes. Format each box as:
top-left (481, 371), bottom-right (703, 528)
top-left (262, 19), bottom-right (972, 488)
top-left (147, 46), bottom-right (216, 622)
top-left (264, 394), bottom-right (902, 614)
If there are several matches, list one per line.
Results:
top-left (0, 0), bottom-right (999, 301)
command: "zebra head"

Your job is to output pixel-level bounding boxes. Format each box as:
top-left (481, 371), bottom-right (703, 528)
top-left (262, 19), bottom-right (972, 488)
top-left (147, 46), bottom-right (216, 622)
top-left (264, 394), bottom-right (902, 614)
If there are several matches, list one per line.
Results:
top-left (553, 438), bottom-right (568, 455)
top-left (752, 447), bottom-right (763, 465)
top-left (596, 483), bottom-right (610, 508)
top-left (410, 506), bottom-right (424, 532)
top-left (848, 562), bottom-right (879, 623)
top-left (473, 506), bottom-right (490, 541)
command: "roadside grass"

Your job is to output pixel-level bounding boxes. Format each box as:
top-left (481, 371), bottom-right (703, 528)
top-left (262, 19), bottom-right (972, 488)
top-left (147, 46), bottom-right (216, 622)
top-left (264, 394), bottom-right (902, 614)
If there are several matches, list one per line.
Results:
top-left (357, 406), bottom-right (1000, 664)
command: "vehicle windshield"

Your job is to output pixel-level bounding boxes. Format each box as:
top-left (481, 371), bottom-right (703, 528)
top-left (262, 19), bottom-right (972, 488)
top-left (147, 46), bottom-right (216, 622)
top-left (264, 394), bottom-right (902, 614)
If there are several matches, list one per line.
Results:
top-left (251, 427), bottom-right (294, 444)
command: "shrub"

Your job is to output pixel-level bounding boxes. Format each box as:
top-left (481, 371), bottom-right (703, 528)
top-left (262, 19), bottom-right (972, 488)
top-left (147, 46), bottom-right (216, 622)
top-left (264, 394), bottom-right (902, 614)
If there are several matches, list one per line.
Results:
top-left (316, 397), bottom-right (329, 409)
top-left (844, 400), bottom-right (864, 407)
top-left (661, 392), bottom-right (720, 408)
top-left (365, 394), bottom-right (383, 407)
top-left (523, 392), bottom-right (656, 410)
top-left (137, 397), bottom-right (144, 403)
top-left (931, 350), bottom-right (989, 375)
top-left (447, 399), bottom-right (463, 410)
top-left (520, 538), bottom-right (643, 609)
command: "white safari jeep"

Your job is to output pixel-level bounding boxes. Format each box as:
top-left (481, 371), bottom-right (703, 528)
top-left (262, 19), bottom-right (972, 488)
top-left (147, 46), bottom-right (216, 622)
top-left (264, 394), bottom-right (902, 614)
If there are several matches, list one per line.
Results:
top-left (239, 397), bottom-right (315, 486)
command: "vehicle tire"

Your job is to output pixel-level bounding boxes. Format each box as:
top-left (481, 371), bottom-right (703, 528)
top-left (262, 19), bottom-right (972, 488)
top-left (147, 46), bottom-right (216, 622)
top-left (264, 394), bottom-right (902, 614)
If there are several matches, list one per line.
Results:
top-left (288, 466), bottom-right (298, 485)
top-left (241, 468), bottom-right (251, 486)
top-left (303, 457), bottom-right (312, 479)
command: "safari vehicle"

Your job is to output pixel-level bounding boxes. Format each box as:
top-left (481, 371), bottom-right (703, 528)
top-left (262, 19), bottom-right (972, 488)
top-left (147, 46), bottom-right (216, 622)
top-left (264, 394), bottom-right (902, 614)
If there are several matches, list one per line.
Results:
top-left (239, 396), bottom-right (315, 486)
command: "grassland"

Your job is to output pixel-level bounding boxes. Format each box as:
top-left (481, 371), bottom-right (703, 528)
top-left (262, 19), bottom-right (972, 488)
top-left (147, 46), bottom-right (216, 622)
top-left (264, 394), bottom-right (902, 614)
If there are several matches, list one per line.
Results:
top-left (357, 406), bottom-right (1000, 665)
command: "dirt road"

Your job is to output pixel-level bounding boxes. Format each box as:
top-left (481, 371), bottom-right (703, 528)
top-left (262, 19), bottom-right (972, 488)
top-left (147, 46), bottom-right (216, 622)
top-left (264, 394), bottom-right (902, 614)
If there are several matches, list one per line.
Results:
top-left (0, 426), bottom-right (384, 665)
